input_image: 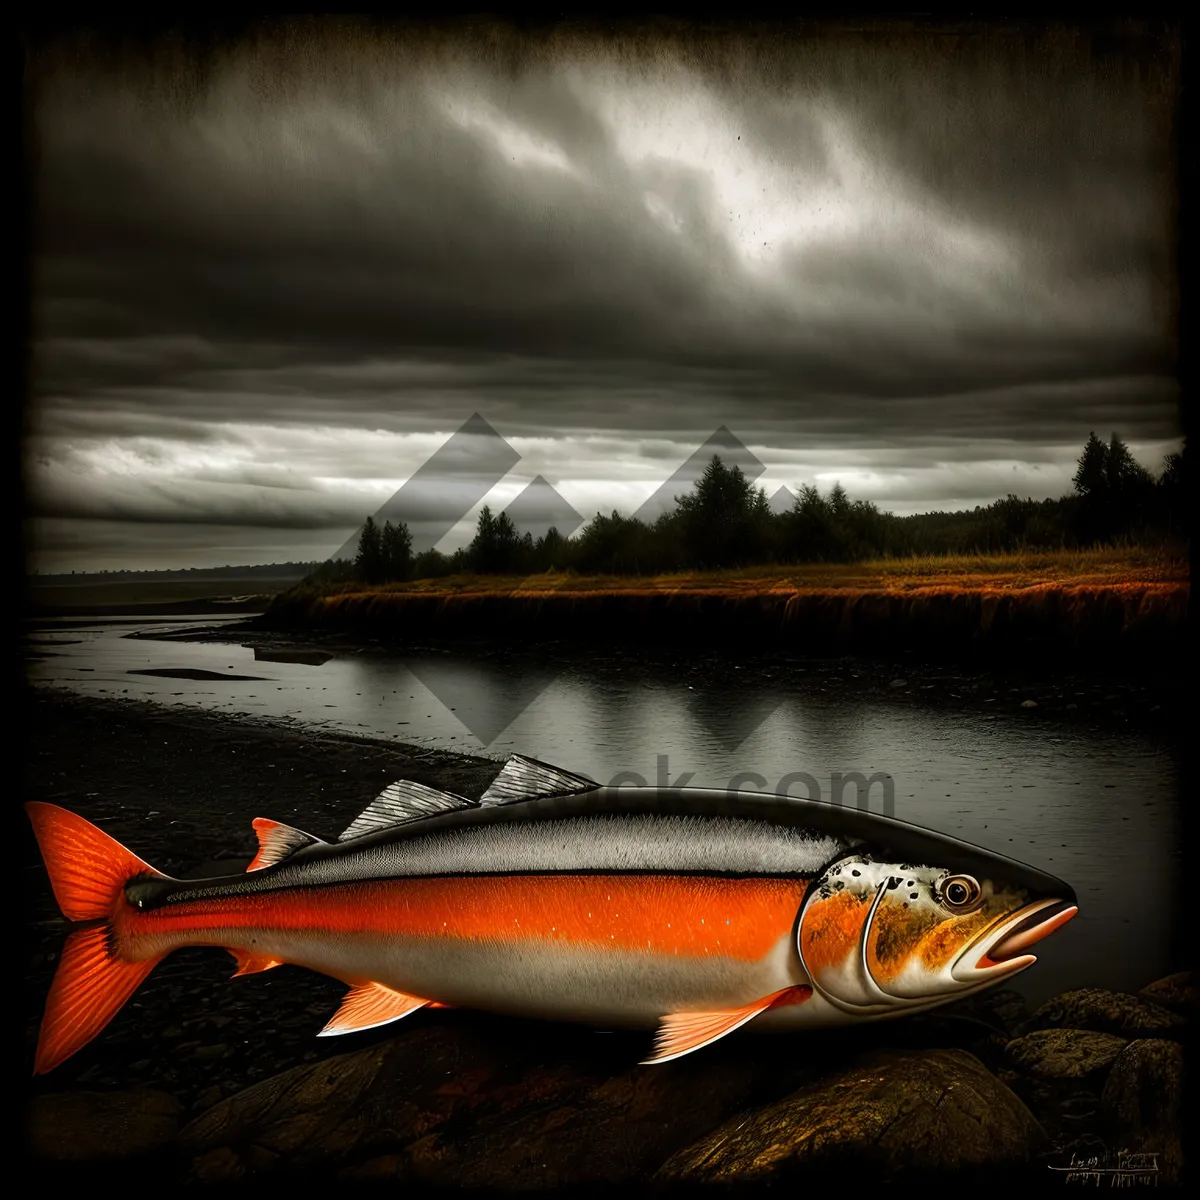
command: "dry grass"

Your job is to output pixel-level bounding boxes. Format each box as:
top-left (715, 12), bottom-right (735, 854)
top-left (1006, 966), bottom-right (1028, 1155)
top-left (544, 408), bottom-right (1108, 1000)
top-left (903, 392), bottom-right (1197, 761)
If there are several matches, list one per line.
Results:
top-left (301, 546), bottom-right (1188, 601)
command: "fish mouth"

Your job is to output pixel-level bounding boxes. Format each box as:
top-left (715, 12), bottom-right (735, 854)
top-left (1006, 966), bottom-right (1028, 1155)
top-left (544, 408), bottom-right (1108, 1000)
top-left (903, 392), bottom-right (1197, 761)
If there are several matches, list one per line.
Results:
top-left (952, 898), bottom-right (1078, 983)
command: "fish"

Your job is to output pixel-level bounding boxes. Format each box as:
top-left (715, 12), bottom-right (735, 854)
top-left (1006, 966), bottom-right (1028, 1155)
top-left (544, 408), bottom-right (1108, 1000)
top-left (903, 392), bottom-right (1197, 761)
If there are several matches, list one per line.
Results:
top-left (26, 754), bottom-right (1078, 1074)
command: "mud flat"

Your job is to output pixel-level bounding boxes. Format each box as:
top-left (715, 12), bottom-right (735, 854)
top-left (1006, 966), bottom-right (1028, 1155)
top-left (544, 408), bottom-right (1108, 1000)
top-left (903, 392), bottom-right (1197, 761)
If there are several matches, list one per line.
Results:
top-left (260, 582), bottom-right (1189, 665)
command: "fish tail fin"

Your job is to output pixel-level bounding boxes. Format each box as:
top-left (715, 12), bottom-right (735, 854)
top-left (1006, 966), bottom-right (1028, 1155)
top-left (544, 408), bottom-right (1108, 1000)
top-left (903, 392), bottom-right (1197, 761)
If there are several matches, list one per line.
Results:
top-left (26, 803), bottom-right (169, 1074)
top-left (35, 927), bottom-right (164, 1075)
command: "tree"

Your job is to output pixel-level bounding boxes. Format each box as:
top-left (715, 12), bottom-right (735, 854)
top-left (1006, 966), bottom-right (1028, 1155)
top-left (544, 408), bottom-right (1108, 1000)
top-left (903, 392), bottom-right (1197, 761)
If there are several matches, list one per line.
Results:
top-left (537, 526), bottom-right (567, 569)
top-left (828, 482), bottom-right (850, 519)
top-left (412, 548), bottom-right (453, 579)
top-left (571, 510), bottom-right (654, 574)
top-left (380, 520), bottom-right (413, 582)
top-left (1161, 450), bottom-right (1184, 492)
top-left (1104, 433), bottom-right (1155, 506)
top-left (355, 516), bottom-right (385, 584)
top-left (787, 484), bottom-right (837, 560)
top-left (673, 455), bottom-right (773, 568)
top-left (1073, 431), bottom-right (1156, 543)
top-left (1073, 432), bottom-right (1108, 498)
top-left (1158, 445), bottom-right (1188, 538)
top-left (308, 557), bottom-right (356, 584)
top-left (468, 505), bottom-right (522, 573)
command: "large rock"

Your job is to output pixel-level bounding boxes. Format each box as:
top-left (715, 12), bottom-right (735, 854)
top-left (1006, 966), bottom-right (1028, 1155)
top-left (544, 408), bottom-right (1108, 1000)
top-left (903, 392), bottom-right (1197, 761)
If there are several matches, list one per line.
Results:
top-left (1025, 988), bottom-right (1184, 1039)
top-left (179, 1016), bottom-right (811, 1184)
top-left (1139, 971), bottom-right (1198, 1023)
top-left (26, 1089), bottom-right (181, 1162)
top-left (395, 1049), bottom-right (783, 1189)
top-left (1101, 1039), bottom-right (1185, 1186)
top-left (654, 1049), bottom-right (1044, 1186)
top-left (180, 1024), bottom-right (512, 1180)
top-left (1004, 1029), bottom-right (1127, 1080)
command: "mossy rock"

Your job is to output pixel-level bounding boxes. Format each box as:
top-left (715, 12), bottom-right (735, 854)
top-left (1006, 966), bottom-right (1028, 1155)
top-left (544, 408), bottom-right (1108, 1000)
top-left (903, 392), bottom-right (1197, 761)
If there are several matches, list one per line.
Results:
top-left (655, 1048), bottom-right (1044, 1185)
top-left (1025, 989), bottom-right (1184, 1039)
top-left (1004, 1029), bottom-right (1127, 1080)
top-left (1139, 972), bottom-right (1198, 1023)
top-left (1101, 1039), bottom-right (1185, 1186)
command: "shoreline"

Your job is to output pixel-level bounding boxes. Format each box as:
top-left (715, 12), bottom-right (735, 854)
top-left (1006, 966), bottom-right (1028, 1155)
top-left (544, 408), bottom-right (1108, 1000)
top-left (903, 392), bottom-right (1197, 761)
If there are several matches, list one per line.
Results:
top-left (258, 580), bottom-right (1189, 665)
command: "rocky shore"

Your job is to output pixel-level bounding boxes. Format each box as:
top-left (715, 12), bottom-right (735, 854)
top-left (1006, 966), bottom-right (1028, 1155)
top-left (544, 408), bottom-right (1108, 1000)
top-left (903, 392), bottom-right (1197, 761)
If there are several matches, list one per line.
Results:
top-left (21, 693), bottom-right (1191, 1186)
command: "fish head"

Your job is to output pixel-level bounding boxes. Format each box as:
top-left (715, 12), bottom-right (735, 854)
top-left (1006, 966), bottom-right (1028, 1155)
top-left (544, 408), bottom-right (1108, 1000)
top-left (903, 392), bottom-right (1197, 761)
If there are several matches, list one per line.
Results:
top-left (796, 848), bottom-right (1077, 1017)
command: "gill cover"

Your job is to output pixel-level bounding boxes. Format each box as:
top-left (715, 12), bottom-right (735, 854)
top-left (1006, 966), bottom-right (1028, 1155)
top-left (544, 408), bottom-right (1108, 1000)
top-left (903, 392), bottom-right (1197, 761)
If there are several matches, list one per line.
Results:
top-left (798, 856), bottom-right (904, 1014)
top-left (796, 855), bottom-right (997, 1014)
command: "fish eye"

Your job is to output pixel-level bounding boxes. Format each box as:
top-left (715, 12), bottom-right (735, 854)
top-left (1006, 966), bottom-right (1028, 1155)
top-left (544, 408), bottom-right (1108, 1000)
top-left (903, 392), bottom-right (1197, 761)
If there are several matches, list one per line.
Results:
top-left (940, 874), bottom-right (982, 911)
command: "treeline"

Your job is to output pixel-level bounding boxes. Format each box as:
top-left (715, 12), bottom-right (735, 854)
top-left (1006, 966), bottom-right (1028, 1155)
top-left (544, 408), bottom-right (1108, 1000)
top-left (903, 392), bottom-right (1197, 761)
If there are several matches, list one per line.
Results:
top-left (33, 562), bottom-right (322, 583)
top-left (313, 431), bottom-right (1188, 584)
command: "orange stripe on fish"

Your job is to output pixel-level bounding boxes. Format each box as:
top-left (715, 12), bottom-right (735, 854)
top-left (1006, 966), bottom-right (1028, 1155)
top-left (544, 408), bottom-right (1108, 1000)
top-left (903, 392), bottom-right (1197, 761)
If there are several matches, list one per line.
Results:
top-left (123, 874), bottom-right (809, 962)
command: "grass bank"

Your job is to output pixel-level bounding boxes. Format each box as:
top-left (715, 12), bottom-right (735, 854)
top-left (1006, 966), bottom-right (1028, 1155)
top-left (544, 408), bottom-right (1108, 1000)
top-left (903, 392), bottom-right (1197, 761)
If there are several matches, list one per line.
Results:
top-left (260, 548), bottom-right (1189, 663)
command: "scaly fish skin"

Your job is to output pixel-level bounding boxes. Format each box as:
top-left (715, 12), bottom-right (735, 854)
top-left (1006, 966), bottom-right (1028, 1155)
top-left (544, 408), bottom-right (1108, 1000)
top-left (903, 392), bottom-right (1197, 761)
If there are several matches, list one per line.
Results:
top-left (27, 756), bottom-right (1078, 1073)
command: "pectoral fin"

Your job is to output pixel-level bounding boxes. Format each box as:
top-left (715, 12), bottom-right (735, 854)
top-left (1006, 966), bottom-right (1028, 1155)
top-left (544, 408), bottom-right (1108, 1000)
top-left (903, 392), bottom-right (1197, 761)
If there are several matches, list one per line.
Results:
top-left (641, 987), bottom-right (810, 1065)
top-left (317, 983), bottom-right (431, 1037)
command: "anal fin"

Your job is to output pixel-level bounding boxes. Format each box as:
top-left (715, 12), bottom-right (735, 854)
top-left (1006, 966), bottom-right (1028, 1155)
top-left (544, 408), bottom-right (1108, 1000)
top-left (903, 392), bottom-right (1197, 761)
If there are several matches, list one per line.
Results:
top-left (640, 987), bottom-right (809, 1065)
top-left (318, 982), bottom-right (430, 1037)
top-left (229, 949), bottom-right (285, 977)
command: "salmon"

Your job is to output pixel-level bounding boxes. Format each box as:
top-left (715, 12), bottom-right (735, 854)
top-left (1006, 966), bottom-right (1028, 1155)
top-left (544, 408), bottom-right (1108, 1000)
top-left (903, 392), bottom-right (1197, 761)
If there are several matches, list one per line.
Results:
top-left (27, 754), bottom-right (1078, 1073)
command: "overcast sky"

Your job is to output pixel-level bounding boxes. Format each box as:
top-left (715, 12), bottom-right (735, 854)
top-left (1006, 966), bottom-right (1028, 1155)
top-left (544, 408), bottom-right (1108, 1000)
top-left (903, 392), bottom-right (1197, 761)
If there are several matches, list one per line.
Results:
top-left (23, 21), bottom-right (1182, 571)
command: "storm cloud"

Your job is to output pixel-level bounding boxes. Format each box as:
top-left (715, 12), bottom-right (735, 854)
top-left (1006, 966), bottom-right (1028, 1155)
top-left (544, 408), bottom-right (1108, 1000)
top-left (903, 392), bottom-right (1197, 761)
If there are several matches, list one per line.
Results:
top-left (23, 21), bottom-right (1182, 570)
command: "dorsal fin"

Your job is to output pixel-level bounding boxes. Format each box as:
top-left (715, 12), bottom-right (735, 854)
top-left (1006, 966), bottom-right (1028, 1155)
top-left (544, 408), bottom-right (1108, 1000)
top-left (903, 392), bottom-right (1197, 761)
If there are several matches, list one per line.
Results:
top-left (479, 754), bottom-right (599, 807)
top-left (338, 780), bottom-right (474, 842)
top-left (247, 818), bottom-right (324, 871)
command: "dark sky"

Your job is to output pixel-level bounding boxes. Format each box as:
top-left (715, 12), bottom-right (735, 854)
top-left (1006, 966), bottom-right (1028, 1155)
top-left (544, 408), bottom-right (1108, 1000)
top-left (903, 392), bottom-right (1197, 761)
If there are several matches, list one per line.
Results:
top-left (23, 21), bottom-right (1182, 571)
